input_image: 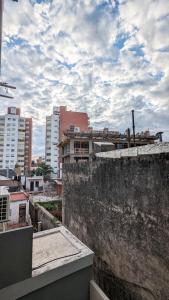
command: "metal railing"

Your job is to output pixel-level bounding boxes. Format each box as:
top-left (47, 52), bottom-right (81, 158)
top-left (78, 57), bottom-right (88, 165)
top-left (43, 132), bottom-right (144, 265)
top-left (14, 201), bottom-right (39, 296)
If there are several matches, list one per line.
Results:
top-left (74, 148), bottom-right (89, 154)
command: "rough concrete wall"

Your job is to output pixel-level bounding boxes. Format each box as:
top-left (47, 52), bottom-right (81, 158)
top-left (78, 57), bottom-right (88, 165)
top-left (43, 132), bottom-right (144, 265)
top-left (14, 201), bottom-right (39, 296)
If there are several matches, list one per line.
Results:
top-left (63, 154), bottom-right (169, 300)
top-left (29, 201), bottom-right (61, 231)
top-left (36, 204), bottom-right (61, 230)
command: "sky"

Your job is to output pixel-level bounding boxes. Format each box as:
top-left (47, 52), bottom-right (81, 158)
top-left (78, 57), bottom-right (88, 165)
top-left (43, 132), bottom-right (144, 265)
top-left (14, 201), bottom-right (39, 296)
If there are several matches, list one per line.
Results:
top-left (1, 0), bottom-right (169, 155)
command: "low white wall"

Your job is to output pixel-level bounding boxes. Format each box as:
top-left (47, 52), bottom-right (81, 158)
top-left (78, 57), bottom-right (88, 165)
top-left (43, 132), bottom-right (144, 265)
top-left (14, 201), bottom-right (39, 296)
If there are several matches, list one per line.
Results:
top-left (90, 280), bottom-right (110, 300)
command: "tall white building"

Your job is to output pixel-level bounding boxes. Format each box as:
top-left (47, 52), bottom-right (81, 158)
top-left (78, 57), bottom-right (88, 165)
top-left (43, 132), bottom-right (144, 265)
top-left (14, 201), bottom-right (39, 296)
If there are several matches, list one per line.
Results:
top-left (45, 107), bottom-right (60, 178)
top-left (0, 107), bottom-right (32, 175)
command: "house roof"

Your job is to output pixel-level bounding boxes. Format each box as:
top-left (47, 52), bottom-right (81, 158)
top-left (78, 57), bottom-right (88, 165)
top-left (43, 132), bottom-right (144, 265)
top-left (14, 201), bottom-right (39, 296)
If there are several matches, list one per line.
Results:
top-left (10, 192), bottom-right (29, 202)
top-left (0, 180), bottom-right (19, 187)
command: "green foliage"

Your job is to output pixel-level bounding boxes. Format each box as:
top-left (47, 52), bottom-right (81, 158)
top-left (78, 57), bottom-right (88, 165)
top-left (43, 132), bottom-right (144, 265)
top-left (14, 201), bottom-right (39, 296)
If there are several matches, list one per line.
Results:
top-left (40, 201), bottom-right (58, 211)
top-left (31, 162), bottom-right (54, 177)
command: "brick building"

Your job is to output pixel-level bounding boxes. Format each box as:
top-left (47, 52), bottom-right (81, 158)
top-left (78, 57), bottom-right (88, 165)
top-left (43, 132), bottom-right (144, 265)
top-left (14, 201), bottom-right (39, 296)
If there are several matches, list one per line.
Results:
top-left (45, 106), bottom-right (89, 178)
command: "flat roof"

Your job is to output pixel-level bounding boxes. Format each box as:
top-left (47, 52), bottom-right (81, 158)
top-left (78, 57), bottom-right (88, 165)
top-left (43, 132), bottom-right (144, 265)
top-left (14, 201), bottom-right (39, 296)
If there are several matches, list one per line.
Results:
top-left (32, 226), bottom-right (93, 277)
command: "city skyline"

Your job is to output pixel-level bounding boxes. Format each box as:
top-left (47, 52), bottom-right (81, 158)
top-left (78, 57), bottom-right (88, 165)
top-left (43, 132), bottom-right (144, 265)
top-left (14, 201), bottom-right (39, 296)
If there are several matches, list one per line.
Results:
top-left (1, 0), bottom-right (169, 155)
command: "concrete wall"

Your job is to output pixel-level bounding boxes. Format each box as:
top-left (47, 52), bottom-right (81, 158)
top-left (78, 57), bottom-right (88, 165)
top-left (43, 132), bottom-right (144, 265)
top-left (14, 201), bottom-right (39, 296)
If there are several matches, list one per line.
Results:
top-left (36, 204), bottom-right (61, 230)
top-left (0, 226), bottom-right (33, 289)
top-left (19, 267), bottom-right (91, 300)
top-left (29, 202), bottom-right (61, 230)
top-left (63, 154), bottom-right (169, 300)
top-left (96, 142), bottom-right (169, 159)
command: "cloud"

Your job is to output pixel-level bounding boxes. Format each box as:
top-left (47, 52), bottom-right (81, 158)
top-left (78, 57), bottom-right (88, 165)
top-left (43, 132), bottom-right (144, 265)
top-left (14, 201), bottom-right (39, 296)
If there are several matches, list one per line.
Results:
top-left (1, 0), bottom-right (169, 155)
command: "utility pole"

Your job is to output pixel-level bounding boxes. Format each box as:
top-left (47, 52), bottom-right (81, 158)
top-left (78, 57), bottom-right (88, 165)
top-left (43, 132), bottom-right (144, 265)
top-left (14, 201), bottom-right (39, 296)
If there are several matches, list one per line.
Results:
top-left (131, 110), bottom-right (136, 147)
top-left (127, 128), bottom-right (131, 148)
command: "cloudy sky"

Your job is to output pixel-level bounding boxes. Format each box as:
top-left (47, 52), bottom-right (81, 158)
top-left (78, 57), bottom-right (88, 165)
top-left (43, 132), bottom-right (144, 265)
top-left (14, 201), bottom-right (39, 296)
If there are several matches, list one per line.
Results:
top-left (1, 0), bottom-right (169, 155)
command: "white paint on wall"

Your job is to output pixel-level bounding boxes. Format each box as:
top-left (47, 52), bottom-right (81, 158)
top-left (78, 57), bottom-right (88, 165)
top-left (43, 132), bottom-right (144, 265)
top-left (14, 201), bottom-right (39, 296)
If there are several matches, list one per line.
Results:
top-left (9, 200), bottom-right (29, 224)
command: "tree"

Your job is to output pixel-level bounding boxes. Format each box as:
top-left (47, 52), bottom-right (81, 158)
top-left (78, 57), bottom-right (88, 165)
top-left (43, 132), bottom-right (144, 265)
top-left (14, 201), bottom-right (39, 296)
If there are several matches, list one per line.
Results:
top-left (35, 162), bottom-right (53, 180)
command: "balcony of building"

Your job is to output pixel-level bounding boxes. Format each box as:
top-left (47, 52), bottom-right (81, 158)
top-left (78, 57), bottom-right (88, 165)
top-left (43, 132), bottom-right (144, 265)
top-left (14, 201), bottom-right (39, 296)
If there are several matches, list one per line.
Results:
top-left (0, 226), bottom-right (109, 300)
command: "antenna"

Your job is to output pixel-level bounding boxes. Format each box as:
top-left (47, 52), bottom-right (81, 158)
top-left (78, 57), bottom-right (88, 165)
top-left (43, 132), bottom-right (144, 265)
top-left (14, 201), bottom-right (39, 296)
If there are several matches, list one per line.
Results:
top-left (131, 110), bottom-right (136, 147)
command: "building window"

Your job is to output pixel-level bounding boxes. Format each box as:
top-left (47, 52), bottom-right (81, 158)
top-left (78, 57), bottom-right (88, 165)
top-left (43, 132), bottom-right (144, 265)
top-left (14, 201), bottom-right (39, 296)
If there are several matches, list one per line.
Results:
top-left (35, 181), bottom-right (39, 188)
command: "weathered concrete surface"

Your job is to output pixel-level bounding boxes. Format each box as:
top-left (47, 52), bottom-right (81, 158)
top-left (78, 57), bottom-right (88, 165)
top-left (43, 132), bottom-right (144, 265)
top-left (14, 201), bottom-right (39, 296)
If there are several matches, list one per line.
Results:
top-left (63, 153), bottom-right (169, 300)
top-left (96, 142), bottom-right (169, 159)
top-left (29, 201), bottom-right (61, 231)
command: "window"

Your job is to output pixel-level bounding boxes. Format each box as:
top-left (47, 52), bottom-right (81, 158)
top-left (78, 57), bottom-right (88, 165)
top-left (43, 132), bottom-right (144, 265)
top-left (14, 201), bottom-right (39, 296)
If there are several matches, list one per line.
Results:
top-left (35, 181), bottom-right (39, 188)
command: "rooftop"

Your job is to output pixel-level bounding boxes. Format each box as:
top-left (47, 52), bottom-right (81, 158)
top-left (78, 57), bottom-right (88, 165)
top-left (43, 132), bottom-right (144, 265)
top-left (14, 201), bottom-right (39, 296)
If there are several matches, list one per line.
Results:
top-left (10, 192), bottom-right (29, 202)
top-left (60, 129), bottom-right (159, 145)
top-left (32, 226), bottom-right (93, 277)
top-left (0, 179), bottom-right (19, 187)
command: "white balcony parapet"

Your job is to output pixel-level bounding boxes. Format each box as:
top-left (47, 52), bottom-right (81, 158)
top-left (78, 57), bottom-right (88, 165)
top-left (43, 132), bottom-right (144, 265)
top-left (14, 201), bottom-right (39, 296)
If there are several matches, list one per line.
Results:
top-left (90, 280), bottom-right (110, 300)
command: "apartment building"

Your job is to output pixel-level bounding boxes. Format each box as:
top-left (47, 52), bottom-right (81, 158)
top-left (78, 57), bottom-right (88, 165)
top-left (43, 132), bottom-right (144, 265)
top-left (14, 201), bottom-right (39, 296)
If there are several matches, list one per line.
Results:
top-left (45, 107), bottom-right (60, 178)
top-left (24, 118), bottom-right (32, 174)
top-left (45, 106), bottom-right (89, 178)
top-left (0, 107), bottom-right (32, 175)
top-left (60, 129), bottom-right (159, 164)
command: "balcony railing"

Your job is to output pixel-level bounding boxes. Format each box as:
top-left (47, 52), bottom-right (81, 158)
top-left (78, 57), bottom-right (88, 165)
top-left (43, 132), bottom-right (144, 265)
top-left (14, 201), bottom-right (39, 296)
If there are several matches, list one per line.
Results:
top-left (74, 148), bottom-right (89, 154)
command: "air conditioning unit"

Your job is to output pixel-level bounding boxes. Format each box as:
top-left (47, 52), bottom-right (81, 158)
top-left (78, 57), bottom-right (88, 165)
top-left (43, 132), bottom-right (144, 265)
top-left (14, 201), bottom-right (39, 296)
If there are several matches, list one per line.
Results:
top-left (0, 187), bottom-right (10, 223)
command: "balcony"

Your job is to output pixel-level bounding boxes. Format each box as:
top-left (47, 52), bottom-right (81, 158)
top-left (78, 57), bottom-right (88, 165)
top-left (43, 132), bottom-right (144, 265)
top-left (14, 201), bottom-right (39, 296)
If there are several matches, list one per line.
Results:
top-left (74, 148), bottom-right (89, 155)
top-left (0, 226), bottom-right (109, 300)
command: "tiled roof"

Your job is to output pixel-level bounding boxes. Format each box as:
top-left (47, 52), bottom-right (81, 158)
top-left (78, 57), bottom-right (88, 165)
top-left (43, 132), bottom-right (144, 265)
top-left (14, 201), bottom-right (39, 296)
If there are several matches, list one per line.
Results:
top-left (10, 192), bottom-right (29, 202)
top-left (0, 180), bottom-right (19, 187)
